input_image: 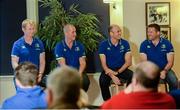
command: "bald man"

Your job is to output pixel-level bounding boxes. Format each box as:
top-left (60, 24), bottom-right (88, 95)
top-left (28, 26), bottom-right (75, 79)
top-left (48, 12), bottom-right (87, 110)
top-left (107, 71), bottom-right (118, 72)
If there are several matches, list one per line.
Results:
top-left (54, 24), bottom-right (90, 92)
top-left (101, 61), bottom-right (176, 109)
top-left (98, 24), bottom-right (133, 100)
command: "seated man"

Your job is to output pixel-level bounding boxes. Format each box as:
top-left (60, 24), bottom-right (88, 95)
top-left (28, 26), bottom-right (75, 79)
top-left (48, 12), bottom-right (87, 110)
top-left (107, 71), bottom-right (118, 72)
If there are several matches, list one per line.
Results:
top-left (98, 24), bottom-right (133, 100)
top-left (101, 61), bottom-right (176, 109)
top-left (140, 23), bottom-right (178, 91)
top-left (2, 62), bottom-right (47, 109)
top-left (46, 66), bottom-right (85, 109)
top-left (54, 24), bottom-right (90, 92)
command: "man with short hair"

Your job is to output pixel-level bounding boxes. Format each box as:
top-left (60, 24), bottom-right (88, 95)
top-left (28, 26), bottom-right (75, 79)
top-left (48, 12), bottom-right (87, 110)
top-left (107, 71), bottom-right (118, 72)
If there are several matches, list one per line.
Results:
top-left (46, 66), bottom-right (81, 109)
top-left (11, 19), bottom-right (45, 82)
top-left (98, 24), bottom-right (133, 100)
top-left (101, 61), bottom-right (176, 109)
top-left (54, 24), bottom-right (90, 91)
top-left (140, 23), bottom-right (178, 91)
top-left (2, 62), bottom-right (47, 109)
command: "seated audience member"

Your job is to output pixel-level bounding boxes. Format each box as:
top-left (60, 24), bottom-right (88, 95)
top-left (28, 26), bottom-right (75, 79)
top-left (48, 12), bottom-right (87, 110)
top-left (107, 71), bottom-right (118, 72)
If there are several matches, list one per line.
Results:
top-left (101, 61), bottom-right (176, 109)
top-left (2, 62), bottom-right (47, 109)
top-left (170, 89), bottom-right (180, 108)
top-left (46, 66), bottom-right (85, 109)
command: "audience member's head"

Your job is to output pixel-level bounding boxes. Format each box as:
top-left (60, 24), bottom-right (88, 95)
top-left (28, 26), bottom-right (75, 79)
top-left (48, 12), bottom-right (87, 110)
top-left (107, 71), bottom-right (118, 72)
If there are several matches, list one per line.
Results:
top-left (129, 61), bottom-right (160, 92)
top-left (46, 66), bottom-right (81, 109)
top-left (15, 62), bottom-right (38, 87)
top-left (2, 62), bottom-right (47, 109)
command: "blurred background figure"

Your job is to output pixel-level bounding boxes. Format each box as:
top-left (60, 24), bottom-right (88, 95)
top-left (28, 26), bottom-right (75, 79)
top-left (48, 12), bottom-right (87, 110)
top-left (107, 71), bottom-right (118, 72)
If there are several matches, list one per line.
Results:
top-left (46, 66), bottom-right (88, 109)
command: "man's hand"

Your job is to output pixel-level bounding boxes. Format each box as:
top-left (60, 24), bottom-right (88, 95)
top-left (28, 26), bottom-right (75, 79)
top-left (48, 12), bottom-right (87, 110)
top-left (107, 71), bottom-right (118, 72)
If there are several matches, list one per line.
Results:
top-left (111, 75), bottom-right (121, 85)
top-left (160, 70), bottom-right (167, 79)
top-left (105, 69), bottom-right (118, 76)
top-left (38, 73), bottom-right (43, 83)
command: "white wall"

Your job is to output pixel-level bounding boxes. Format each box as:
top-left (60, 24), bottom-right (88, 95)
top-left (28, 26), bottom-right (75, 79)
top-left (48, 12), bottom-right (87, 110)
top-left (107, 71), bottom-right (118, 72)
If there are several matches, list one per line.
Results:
top-left (0, 76), bottom-right (16, 105)
top-left (111, 0), bottom-right (180, 78)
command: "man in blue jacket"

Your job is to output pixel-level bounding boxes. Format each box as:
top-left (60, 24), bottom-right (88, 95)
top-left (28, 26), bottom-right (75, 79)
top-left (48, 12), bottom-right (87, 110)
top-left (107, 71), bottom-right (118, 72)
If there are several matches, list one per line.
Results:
top-left (2, 62), bottom-right (47, 109)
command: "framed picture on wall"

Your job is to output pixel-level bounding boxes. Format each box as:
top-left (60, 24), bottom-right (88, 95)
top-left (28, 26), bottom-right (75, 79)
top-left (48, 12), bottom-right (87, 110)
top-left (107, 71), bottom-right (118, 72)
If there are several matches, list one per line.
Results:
top-left (160, 27), bottom-right (171, 41)
top-left (146, 2), bottom-right (170, 26)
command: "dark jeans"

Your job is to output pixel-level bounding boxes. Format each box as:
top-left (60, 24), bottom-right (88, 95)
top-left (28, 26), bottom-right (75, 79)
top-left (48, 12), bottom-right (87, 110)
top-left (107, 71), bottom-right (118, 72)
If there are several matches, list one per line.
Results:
top-left (82, 73), bottom-right (90, 92)
top-left (163, 69), bottom-right (178, 91)
top-left (99, 69), bottom-right (133, 101)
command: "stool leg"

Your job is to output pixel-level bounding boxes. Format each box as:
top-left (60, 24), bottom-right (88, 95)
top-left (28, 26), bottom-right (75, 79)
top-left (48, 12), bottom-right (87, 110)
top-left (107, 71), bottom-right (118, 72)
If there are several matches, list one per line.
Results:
top-left (165, 83), bottom-right (169, 92)
top-left (115, 84), bottom-right (119, 95)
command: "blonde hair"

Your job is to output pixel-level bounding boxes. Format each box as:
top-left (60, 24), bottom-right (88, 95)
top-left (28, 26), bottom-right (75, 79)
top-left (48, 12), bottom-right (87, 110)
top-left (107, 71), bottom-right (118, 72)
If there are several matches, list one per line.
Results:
top-left (22, 19), bottom-right (36, 29)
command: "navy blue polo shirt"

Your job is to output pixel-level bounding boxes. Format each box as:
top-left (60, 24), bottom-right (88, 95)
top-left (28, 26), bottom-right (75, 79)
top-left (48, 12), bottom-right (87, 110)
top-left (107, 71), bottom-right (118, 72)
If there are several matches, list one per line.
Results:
top-left (2, 86), bottom-right (47, 109)
top-left (140, 38), bottom-right (174, 70)
top-left (11, 36), bottom-right (45, 69)
top-left (54, 40), bottom-right (86, 69)
top-left (98, 38), bottom-right (131, 70)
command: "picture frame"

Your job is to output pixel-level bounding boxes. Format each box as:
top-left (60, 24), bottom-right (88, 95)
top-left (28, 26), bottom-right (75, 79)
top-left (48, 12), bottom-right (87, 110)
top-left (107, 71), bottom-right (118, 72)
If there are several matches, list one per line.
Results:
top-left (145, 26), bottom-right (171, 41)
top-left (146, 2), bottom-right (170, 26)
top-left (160, 27), bottom-right (171, 41)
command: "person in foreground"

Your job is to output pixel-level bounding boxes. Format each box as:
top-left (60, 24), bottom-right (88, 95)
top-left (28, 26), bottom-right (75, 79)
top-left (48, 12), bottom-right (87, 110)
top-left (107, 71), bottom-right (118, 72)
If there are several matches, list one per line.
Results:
top-left (2, 62), bottom-right (47, 109)
top-left (46, 66), bottom-right (88, 109)
top-left (101, 61), bottom-right (176, 109)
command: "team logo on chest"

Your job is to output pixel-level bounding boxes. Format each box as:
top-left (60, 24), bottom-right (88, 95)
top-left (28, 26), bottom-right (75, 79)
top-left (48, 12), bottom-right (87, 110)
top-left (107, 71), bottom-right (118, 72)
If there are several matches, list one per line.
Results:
top-left (161, 44), bottom-right (166, 49)
top-left (75, 47), bottom-right (80, 51)
top-left (161, 44), bottom-right (167, 52)
top-left (21, 45), bottom-right (26, 49)
top-left (120, 45), bottom-right (124, 50)
top-left (120, 45), bottom-right (125, 52)
top-left (147, 45), bottom-right (151, 48)
top-left (35, 43), bottom-right (40, 50)
top-left (107, 47), bottom-right (111, 51)
top-left (64, 48), bottom-right (67, 52)
top-left (35, 43), bottom-right (40, 48)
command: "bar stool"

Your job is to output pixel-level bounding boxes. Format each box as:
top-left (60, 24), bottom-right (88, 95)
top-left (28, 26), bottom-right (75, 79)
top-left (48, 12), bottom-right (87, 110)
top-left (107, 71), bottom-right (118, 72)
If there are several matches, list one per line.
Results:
top-left (158, 79), bottom-right (168, 92)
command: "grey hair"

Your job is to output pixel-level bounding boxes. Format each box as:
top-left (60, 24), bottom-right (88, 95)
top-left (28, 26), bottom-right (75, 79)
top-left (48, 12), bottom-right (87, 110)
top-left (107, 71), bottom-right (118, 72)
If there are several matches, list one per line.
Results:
top-left (63, 24), bottom-right (75, 33)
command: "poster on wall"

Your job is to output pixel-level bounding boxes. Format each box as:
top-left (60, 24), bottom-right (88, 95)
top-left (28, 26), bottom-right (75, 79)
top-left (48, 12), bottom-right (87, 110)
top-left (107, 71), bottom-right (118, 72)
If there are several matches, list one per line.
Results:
top-left (146, 2), bottom-right (170, 26)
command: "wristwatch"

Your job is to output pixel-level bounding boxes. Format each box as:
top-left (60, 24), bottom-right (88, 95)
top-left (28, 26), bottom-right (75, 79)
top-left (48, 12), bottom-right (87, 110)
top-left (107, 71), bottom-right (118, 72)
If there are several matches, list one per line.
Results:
top-left (163, 69), bottom-right (168, 72)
